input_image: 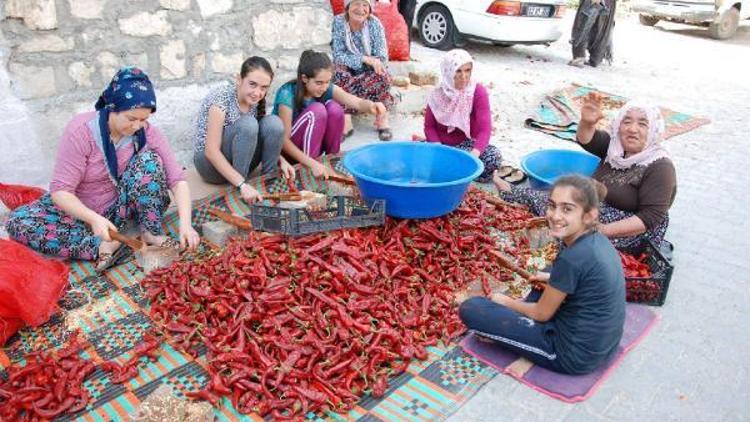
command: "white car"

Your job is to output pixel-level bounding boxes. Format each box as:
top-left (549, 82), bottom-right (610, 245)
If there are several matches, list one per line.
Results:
top-left (413, 0), bottom-right (568, 50)
top-left (631, 0), bottom-right (749, 39)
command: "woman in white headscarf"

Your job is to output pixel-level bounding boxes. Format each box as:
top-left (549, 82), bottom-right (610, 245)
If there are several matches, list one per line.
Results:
top-left (331, 0), bottom-right (394, 141)
top-left (423, 49), bottom-right (502, 183)
top-left (495, 93), bottom-right (677, 249)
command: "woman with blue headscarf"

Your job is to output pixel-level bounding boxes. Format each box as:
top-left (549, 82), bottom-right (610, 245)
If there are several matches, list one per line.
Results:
top-left (6, 67), bottom-right (200, 272)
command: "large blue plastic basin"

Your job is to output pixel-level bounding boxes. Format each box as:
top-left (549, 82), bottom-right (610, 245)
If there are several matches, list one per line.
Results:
top-left (343, 142), bottom-right (483, 218)
top-left (521, 149), bottom-right (601, 190)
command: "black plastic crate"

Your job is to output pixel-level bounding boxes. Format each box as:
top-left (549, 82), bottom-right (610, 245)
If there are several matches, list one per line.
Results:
top-left (248, 195), bottom-right (385, 236)
top-left (617, 239), bottom-right (674, 306)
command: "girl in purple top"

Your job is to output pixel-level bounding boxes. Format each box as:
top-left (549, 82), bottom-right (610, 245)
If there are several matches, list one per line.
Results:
top-left (423, 49), bottom-right (502, 182)
top-left (6, 67), bottom-right (200, 272)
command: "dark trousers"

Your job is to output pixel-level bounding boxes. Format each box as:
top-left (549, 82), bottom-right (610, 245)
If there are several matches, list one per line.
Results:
top-left (458, 291), bottom-right (566, 372)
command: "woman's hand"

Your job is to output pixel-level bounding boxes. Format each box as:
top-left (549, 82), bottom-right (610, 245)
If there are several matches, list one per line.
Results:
top-left (279, 156), bottom-right (296, 180)
top-left (369, 101), bottom-right (387, 118)
top-left (490, 292), bottom-right (512, 306)
top-left (90, 214), bottom-right (118, 241)
top-left (580, 92), bottom-right (605, 127)
top-left (239, 184), bottom-right (263, 204)
top-left (309, 161), bottom-right (336, 179)
top-left (364, 56), bottom-right (386, 75)
top-left (178, 223), bottom-right (201, 251)
top-left (470, 148), bottom-right (481, 158)
top-left (529, 272), bottom-right (550, 284)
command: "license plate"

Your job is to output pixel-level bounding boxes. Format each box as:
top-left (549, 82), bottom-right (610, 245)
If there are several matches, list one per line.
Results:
top-left (526, 5), bottom-right (550, 16)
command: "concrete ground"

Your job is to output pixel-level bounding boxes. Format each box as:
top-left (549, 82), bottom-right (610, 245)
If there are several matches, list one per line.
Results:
top-left (342, 13), bottom-right (748, 422)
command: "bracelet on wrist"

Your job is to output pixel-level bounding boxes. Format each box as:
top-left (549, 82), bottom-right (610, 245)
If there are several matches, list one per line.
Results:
top-left (237, 180), bottom-right (247, 190)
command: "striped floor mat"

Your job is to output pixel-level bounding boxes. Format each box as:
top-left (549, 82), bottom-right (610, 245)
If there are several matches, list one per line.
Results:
top-left (0, 156), bottom-right (498, 421)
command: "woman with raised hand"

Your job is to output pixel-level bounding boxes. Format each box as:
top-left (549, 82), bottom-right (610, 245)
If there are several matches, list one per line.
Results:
top-left (495, 94), bottom-right (677, 250)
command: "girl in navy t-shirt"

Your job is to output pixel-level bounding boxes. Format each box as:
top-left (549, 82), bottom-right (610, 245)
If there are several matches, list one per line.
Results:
top-left (459, 175), bottom-right (626, 374)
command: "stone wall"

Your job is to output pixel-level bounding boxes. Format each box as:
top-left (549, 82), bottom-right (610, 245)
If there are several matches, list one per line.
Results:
top-left (0, 0), bottom-right (334, 185)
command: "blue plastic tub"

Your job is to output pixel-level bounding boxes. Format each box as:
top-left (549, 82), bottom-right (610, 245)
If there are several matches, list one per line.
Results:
top-left (521, 149), bottom-right (601, 190)
top-left (342, 142), bottom-right (483, 218)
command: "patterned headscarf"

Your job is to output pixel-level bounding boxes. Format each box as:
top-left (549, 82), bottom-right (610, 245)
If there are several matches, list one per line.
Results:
top-left (605, 101), bottom-right (669, 170)
top-left (95, 66), bottom-right (157, 181)
top-left (426, 49), bottom-right (476, 136)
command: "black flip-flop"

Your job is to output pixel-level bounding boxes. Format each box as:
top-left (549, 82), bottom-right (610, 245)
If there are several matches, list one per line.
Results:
top-left (344, 128), bottom-right (355, 139)
top-left (497, 165), bottom-right (514, 178)
top-left (503, 169), bottom-right (527, 185)
top-left (377, 128), bottom-right (393, 142)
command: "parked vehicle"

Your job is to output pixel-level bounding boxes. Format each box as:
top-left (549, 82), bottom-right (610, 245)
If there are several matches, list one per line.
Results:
top-left (412, 0), bottom-right (568, 50)
top-left (631, 0), bottom-right (749, 39)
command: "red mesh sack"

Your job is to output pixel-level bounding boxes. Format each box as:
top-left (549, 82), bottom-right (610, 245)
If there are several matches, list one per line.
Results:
top-left (0, 317), bottom-right (24, 346)
top-left (330, 0), bottom-right (345, 15)
top-left (0, 183), bottom-right (46, 210)
top-left (375, 1), bottom-right (410, 61)
top-left (0, 239), bottom-right (69, 327)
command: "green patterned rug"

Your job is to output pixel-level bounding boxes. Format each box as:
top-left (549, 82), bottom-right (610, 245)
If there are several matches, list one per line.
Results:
top-left (524, 83), bottom-right (710, 142)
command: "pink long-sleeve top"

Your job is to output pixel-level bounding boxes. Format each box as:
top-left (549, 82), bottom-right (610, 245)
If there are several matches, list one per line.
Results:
top-left (423, 84), bottom-right (492, 152)
top-left (49, 111), bottom-right (186, 215)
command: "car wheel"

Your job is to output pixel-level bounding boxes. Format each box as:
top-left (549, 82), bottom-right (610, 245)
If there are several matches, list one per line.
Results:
top-left (709, 7), bottom-right (739, 39)
top-left (419, 5), bottom-right (456, 50)
top-left (638, 14), bottom-right (660, 26)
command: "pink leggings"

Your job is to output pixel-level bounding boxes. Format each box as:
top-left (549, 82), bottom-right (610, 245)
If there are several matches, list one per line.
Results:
top-left (290, 101), bottom-right (344, 158)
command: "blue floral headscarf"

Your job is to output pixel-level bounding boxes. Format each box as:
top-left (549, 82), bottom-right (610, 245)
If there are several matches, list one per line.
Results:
top-left (94, 66), bottom-right (157, 181)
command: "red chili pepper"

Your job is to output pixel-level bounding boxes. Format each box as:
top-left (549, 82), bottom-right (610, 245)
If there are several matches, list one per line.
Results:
top-left (186, 388), bottom-right (221, 408)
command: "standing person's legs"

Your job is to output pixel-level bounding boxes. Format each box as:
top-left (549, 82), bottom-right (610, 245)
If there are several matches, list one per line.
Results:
top-left (6, 194), bottom-right (106, 260)
top-left (459, 297), bottom-right (565, 372)
top-left (193, 115), bottom-right (261, 184)
top-left (257, 115), bottom-right (285, 175)
top-left (290, 102), bottom-right (328, 159)
top-left (321, 101), bottom-right (345, 155)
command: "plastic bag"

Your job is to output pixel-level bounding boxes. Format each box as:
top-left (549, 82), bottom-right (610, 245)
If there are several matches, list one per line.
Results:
top-left (330, 0), bottom-right (345, 15)
top-left (375, 1), bottom-right (410, 61)
top-left (0, 239), bottom-right (69, 327)
top-left (0, 182), bottom-right (46, 210)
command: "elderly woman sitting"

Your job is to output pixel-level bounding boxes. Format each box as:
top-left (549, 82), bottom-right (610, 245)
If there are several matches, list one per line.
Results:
top-left (495, 93), bottom-right (677, 249)
top-left (331, 0), bottom-right (394, 141)
top-left (424, 49), bottom-right (502, 183)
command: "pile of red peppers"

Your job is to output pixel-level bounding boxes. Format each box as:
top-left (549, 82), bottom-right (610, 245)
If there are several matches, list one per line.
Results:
top-left (141, 189), bottom-right (542, 418)
top-left (0, 330), bottom-right (164, 421)
top-left (618, 251), bottom-right (660, 303)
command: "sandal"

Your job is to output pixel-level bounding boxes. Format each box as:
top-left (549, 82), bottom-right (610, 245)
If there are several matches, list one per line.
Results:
top-left (497, 165), bottom-right (514, 178)
top-left (344, 128), bottom-right (354, 139)
top-left (377, 128), bottom-right (393, 142)
top-left (155, 236), bottom-right (180, 250)
top-left (504, 169), bottom-right (527, 185)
